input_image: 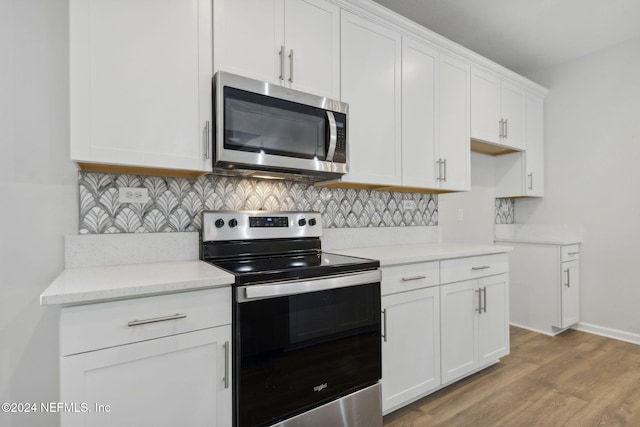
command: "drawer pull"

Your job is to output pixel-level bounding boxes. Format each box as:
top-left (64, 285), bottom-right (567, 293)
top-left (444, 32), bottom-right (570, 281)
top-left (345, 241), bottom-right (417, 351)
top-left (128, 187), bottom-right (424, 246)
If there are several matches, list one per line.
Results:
top-left (471, 266), bottom-right (491, 271)
top-left (568, 252), bottom-right (580, 255)
top-left (127, 313), bottom-right (187, 327)
top-left (401, 275), bottom-right (427, 282)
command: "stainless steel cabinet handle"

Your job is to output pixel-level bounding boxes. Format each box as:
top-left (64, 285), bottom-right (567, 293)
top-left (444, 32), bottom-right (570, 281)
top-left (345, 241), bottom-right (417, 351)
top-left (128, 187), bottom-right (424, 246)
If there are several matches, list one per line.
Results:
top-left (223, 341), bottom-right (230, 389)
top-left (568, 252), bottom-right (580, 255)
top-left (528, 173), bottom-right (533, 190)
top-left (279, 45), bottom-right (285, 81)
top-left (401, 275), bottom-right (426, 282)
top-left (204, 121), bottom-right (210, 159)
top-left (499, 119), bottom-right (505, 138)
top-left (564, 269), bottom-right (571, 287)
top-left (436, 159), bottom-right (443, 181)
top-left (482, 286), bottom-right (487, 313)
top-left (127, 313), bottom-right (187, 327)
top-left (475, 289), bottom-right (482, 313)
top-left (381, 309), bottom-right (388, 342)
top-left (504, 119), bottom-right (508, 138)
top-left (288, 49), bottom-right (294, 83)
top-left (443, 158), bottom-right (447, 182)
top-left (472, 266), bottom-right (491, 271)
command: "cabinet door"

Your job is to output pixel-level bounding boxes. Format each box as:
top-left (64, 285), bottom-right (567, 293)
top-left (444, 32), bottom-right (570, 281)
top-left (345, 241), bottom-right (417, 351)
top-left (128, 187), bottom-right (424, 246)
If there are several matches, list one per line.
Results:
top-left (561, 260), bottom-right (580, 327)
top-left (61, 327), bottom-right (232, 427)
top-left (341, 11), bottom-right (402, 186)
top-left (470, 68), bottom-right (501, 144)
top-left (381, 287), bottom-right (440, 413)
top-left (500, 81), bottom-right (526, 150)
top-left (70, 0), bottom-right (213, 172)
top-left (524, 93), bottom-right (545, 196)
top-left (438, 54), bottom-right (470, 191)
top-left (401, 37), bottom-right (438, 189)
top-left (284, 0), bottom-right (340, 99)
top-left (478, 274), bottom-right (510, 366)
top-left (440, 280), bottom-right (478, 384)
top-left (213, 0), bottom-right (284, 85)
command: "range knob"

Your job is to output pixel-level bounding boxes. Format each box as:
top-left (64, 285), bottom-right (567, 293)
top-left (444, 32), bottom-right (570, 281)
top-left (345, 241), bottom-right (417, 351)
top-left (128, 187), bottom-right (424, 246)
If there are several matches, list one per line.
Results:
top-left (298, 218), bottom-right (307, 227)
top-left (228, 218), bottom-right (238, 228)
top-left (308, 218), bottom-right (317, 226)
top-left (214, 218), bottom-right (224, 228)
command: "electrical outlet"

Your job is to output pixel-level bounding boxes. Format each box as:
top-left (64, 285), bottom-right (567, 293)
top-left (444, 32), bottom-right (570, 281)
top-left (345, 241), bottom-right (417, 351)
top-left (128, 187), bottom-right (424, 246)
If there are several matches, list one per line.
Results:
top-left (402, 200), bottom-right (417, 211)
top-left (119, 187), bottom-right (149, 204)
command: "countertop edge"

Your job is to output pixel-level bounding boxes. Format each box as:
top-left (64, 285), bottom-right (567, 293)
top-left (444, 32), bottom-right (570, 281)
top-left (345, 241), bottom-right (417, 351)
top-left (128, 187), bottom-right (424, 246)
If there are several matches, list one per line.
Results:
top-left (40, 261), bottom-right (235, 307)
top-left (494, 239), bottom-right (581, 246)
top-left (332, 243), bottom-right (513, 267)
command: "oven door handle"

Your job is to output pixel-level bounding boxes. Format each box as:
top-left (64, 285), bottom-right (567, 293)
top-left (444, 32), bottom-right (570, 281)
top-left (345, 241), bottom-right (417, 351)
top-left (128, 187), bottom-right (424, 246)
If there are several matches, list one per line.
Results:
top-left (239, 270), bottom-right (381, 302)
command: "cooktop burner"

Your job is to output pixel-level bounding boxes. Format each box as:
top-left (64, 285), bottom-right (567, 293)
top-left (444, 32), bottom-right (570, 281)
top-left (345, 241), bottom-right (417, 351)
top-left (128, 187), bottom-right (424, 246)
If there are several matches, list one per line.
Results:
top-left (200, 210), bottom-right (379, 285)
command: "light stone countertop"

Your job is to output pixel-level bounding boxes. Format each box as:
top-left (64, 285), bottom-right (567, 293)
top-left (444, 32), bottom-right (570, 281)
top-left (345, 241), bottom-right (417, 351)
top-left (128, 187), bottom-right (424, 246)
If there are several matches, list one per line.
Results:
top-left (331, 243), bottom-right (512, 267)
top-left (40, 260), bottom-right (234, 306)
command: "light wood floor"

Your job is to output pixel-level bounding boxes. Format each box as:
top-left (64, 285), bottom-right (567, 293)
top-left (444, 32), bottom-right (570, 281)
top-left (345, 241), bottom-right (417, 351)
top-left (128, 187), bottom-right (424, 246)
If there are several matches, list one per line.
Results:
top-left (383, 326), bottom-right (640, 426)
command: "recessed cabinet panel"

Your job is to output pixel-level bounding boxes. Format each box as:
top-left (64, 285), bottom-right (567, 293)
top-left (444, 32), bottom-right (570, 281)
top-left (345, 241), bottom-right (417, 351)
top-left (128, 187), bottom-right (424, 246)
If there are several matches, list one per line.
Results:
top-left (284, 0), bottom-right (340, 98)
top-left (401, 37), bottom-right (438, 188)
top-left (438, 54), bottom-right (471, 191)
top-left (560, 259), bottom-right (580, 328)
top-left (213, 0), bottom-right (284, 85)
top-left (500, 81), bottom-right (526, 150)
top-left (340, 11), bottom-right (402, 186)
top-left (470, 69), bottom-right (501, 144)
top-left (524, 94), bottom-right (545, 196)
top-left (70, 0), bottom-right (212, 172)
top-left (382, 287), bottom-right (440, 413)
top-left (478, 274), bottom-right (509, 365)
top-left (61, 327), bottom-right (231, 427)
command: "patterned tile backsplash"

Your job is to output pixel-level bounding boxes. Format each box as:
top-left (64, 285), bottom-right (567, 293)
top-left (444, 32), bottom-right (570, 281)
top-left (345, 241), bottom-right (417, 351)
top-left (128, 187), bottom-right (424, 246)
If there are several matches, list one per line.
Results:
top-left (495, 198), bottom-right (515, 224)
top-left (78, 172), bottom-right (439, 234)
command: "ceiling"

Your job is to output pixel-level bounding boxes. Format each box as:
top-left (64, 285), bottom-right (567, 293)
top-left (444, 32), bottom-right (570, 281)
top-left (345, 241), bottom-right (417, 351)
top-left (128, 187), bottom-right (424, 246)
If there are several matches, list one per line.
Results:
top-left (371, 0), bottom-right (640, 76)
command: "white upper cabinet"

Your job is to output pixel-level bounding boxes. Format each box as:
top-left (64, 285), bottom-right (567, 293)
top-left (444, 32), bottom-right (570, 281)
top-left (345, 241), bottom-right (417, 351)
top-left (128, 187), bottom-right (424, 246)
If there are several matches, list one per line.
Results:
top-left (70, 0), bottom-right (213, 174)
top-left (401, 37), bottom-right (439, 189)
top-left (438, 54), bottom-right (471, 191)
top-left (524, 93), bottom-right (545, 196)
top-left (340, 11), bottom-right (402, 187)
top-left (470, 69), bottom-right (501, 145)
top-left (213, 0), bottom-right (340, 99)
top-left (495, 93), bottom-right (545, 197)
top-left (471, 68), bottom-right (526, 151)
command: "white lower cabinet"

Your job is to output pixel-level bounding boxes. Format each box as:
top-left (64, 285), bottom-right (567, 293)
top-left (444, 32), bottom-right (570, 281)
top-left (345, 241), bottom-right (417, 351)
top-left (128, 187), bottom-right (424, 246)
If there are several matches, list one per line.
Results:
top-left (440, 268), bottom-right (509, 384)
top-left (380, 253), bottom-right (509, 413)
top-left (381, 286), bottom-right (440, 414)
top-left (59, 288), bottom-right (232, 427)
top-left (504, 242), bottom-right (580, 335)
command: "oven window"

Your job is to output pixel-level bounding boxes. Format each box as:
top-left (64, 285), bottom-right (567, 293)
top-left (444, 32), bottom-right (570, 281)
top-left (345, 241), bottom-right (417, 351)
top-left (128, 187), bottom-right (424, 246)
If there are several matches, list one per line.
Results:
top-left (224, 87), bottom-right (327, 160)
top-left (236, 282), bottom-right (381, 427)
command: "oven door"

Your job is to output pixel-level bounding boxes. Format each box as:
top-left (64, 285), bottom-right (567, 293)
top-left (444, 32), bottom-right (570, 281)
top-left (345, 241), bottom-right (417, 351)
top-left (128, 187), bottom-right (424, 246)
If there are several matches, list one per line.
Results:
top-left (235, 271), bottom-right (381, 427)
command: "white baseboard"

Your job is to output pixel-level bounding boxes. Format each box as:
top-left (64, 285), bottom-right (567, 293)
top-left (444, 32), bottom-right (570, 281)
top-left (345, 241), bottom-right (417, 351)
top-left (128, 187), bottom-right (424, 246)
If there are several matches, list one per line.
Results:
top-left (509, 322), bottom-right (558, 336)
top-left (572, 322), bottom-right (640, 346)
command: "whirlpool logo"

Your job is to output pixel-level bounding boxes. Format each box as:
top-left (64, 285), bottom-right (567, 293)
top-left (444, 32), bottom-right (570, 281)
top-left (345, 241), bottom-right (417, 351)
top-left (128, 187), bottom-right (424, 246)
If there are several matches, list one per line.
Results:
top-left (313, 383), bottom-right (328, 392)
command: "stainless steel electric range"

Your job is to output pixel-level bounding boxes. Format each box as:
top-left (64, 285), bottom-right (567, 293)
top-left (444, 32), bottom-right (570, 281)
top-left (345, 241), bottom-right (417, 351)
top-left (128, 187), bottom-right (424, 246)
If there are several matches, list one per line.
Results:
top-left (200, 211), bottom-right (382, 427)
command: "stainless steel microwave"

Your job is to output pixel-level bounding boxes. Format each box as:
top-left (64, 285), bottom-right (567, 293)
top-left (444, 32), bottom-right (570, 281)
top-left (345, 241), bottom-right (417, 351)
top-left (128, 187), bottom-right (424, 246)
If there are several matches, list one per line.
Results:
top-left (213, 71), bottom-right (348, 181)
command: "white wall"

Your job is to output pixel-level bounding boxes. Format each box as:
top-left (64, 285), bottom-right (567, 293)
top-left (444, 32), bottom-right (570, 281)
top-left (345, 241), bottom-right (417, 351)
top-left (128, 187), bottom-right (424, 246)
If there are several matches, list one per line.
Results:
top-left (518, 37), bottom-right (640, 339)
top-left (439, 152), bottom-right (496, 244)
top-left (0, 0), bottom-right (77, 425)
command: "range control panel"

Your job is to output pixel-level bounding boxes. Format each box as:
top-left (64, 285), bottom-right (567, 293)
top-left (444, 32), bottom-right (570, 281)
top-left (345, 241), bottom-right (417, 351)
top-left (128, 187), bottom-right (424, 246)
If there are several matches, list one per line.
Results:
top-left (202, 211), bottom-right (322, 242)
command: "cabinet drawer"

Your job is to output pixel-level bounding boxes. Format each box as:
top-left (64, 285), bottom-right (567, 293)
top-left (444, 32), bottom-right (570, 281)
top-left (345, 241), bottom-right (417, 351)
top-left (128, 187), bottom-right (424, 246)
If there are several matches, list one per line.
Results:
top-left (60, 287), bottom-right (231, 356)
top-left (440, 253), bottom-right (508, 284)
top-left (381, 261), bottom-right (439, 296)
top-left (561, 245), bottom-right (580, 262)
